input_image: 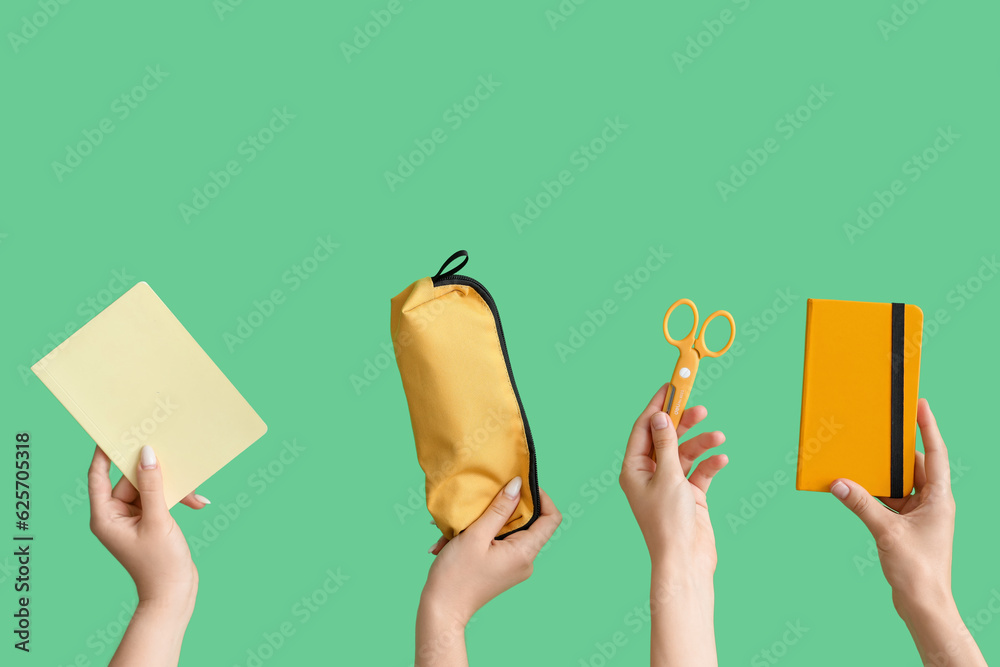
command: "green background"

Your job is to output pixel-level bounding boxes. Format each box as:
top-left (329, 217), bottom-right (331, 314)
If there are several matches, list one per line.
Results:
top-left (2, 0), bottom-right (997, 664)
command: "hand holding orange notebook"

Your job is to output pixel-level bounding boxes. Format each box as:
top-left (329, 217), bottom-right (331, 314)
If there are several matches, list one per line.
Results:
top-left (797, 299), bottom-right (923, 498)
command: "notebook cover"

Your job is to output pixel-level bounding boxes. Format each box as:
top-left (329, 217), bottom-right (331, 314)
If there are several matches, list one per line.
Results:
top-left (796, 298), bottom-right (922, 497)
top-left (31, 282), bottom-right (267, 507)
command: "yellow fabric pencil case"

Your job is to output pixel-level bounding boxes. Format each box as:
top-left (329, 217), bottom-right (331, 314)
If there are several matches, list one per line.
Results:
top-left (390, 250), bottom-right (539, 539)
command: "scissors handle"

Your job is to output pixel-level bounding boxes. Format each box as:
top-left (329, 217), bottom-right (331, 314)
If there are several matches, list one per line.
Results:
top-left (661, 299), bottom-right (737, 428)
top-left (662, 298), bottom-right (699, 347)
top-left (663, 347), bottom-right (701, 428)
top-left (663, 299), bottom-right (736, 358)
top-left (694, 310), bottom-right (736, 359)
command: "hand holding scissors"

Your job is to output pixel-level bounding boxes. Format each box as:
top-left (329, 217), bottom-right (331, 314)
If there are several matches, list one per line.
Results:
top-left (662, 298), bottom-right (736, 428)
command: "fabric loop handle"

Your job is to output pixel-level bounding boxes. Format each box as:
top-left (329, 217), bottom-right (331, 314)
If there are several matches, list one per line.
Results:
top-left (434, 250), bottom-right (469, 278)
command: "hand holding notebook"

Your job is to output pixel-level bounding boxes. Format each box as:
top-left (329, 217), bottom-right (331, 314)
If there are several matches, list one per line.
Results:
top-left (797, 298), bottom-right (923, 497)
top-left (88, 443), bottom-right (201, 666)
top-left (828, 399), bottom-right (988, 667)
top-left (32, 282), bottom-right (267, 508)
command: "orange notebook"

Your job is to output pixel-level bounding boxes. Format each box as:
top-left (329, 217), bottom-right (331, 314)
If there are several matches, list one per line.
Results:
top-left (797, 299), bottom-right (923, 498)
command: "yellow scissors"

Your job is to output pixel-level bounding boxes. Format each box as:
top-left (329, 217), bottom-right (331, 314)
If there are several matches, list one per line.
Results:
top-left (662, 298), bottom-right (736, 428)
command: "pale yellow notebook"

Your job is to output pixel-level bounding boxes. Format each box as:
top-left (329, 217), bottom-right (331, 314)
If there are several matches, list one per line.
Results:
top-left (32, 282), bottom-right (267, 507)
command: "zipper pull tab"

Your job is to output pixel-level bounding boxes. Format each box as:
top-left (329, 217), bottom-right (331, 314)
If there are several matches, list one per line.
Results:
top-left (434, 250), bottom-right (469, 278)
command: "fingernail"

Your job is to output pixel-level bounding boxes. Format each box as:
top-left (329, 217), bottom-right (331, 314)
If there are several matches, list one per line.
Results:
top-left (651, 412), bottom-right (670, 430)
top-left (831, 481), bottom-right (849, 499)
top-left (194, 494), bottom-right (211, 505)
top-left (139, 445), bottom-right (157, 470)
top-left (428, 543), bottom-right (437, 554)
top-left (504, 476), bottom-right (522, 500)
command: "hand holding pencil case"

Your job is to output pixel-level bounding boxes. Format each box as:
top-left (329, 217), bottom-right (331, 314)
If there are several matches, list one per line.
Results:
top-left (390, 250), bottom-right (540, 540)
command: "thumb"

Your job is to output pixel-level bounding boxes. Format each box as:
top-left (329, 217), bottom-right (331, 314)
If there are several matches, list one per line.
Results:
top-left (830, 478), bottom-right (890, 537)
top-left (467, 477), bottom-right (522, 541)
top-left (650, 412), bottom-right (682, 479)
top-left (135, 445), bottom-right (170, 524)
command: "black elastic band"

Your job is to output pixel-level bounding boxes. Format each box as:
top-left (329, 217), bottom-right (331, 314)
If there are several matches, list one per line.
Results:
top-left (434, 250), bottom-right (469, 278)
top-left (890, 303), bottom-right (905, 498)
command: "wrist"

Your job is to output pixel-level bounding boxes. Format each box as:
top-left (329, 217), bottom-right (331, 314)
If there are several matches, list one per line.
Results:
top-left (650, 565), bottom-right (714, 613)
top-left (415, 595), bottom-right (468, 666)
top-left (892, 584), bottom-right (957, 626)
top-left (136, 569), bottom-right (199, 618)
top-left (648, 562), bottom-right (718, 665)
top-left (135, 592), bottom-right (197, 622)
top-left (891, 587), bottom-right (986, 665)
top-left (417, 592), bottom-right (471, 631)
top-left (651, 558), bottom-right (714, 593)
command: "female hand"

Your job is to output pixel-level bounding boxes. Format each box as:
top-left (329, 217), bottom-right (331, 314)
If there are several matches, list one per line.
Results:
top-left (89, 445), bottom-right (205, 605)
top-left (619, 384), bottom-right (728, 577)
top-left (415, 478), bottom-right (562, 667)
top-left (830, 399), bottom-right (987, 666)
top-left (88, 444), bottom-right (207, 667)
top-left (830, 399), bottom-right (953, 610)
top-left (618, 384), bottom-right (728, 667)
